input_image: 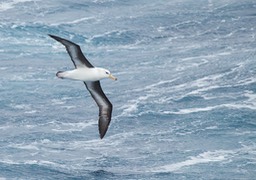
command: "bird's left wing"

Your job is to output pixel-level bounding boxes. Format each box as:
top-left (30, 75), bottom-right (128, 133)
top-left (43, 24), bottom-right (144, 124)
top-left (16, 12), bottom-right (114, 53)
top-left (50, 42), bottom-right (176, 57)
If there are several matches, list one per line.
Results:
top-left (84, 81), bottom-right (113, 139)
top-left (49, 34), bottom-right (94, 68)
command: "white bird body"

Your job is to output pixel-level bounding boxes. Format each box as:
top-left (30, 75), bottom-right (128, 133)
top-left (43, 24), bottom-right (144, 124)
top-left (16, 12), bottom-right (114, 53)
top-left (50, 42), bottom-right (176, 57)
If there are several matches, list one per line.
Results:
top-left (57, 67), bottom-right (114, 82)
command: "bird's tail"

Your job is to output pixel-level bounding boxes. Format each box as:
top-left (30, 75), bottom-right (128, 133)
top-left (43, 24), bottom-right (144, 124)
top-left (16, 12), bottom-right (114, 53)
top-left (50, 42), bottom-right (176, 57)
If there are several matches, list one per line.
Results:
top-left (56, 71), bottom-right (65, 79)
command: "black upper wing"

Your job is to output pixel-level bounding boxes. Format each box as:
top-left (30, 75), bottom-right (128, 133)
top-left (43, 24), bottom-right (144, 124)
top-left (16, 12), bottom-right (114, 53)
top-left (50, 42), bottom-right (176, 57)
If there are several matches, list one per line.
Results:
top-left (84, 81), bottom-right (113, 139)
top-left (49, 34), bottom-right (94, 68)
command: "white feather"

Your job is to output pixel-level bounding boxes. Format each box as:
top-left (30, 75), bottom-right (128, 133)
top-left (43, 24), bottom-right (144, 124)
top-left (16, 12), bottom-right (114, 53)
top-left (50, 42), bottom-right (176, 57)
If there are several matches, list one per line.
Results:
top-left (58, 67), bottom-right (110, 82)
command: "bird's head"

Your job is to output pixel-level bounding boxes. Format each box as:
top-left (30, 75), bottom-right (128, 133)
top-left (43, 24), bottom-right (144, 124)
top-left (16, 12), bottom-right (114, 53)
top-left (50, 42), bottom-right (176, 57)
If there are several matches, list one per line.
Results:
top-left (98, 68), bottom-right (117, 81)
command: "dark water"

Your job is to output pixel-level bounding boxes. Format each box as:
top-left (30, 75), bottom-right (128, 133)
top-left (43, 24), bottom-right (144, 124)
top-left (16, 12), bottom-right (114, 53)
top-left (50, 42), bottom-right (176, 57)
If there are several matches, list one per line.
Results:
top-left (0, 0), bottom-right (256, 179)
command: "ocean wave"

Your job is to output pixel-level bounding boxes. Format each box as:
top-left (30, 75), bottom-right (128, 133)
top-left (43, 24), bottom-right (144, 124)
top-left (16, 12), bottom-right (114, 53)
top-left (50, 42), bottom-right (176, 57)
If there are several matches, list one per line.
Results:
top-left (9, 103), bottom-right (32, 110)
top-left (0, 159), bottom-right (72, 178)
top-left (153, 149), bottom-right (234, 172)
top-left (50, 17), bottom-right (96, 26)
top-left (118, 94), bottom-right (153, 117)
top-left (51, 121), bottom-right (96, 133)
top-left (152, 143), bottom-right (256, 174)
top-left (163, 102), bottom-right (256, 115)
top-left (89, 30), bottom-right (138, 46)
top-left (8, 74), bottom-right (47, 82)
top-left (0, 0), bottom-right (39, 12)
top-left (0, 0), bottom-right (255, 179)
top-left (51, 98), bottom-right (66, 105)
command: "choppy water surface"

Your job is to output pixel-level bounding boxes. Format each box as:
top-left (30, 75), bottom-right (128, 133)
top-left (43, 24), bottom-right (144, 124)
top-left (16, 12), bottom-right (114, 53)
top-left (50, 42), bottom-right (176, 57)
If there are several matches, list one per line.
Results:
top-left (0, 0), bottom-right (256, 179)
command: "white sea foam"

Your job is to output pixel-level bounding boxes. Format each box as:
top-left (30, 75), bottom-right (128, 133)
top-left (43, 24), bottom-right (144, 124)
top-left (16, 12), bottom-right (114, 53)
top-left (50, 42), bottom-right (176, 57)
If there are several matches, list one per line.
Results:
top-left (153, 149), bottom-right (234, 172)
top-left (51, 121), bottom-right (96, 132)
top-left (61, 105), bottom-right (76, 109)
top-left (9, 75), bottom-right (25, 81)
top-left (237, 77), bottom-right (256, 86)
top-left (0, 0), bottom-right (39, 12)
top-left (163, 106), bottom-right (218, 115)
top-left (51, 17), bottom-right (95, 26)
top-left (24, 110), bottom-right (37, 114)
top-left (164, 101), bottom-right (256, 115)
top-left (132, 79), bottom-right (178, 92)
top-left (0, 66), bottom-right (8, 70)
top-left (0, 125), bottom-right (11, 130)
top-left (119, 94), bottom-right (153, 117)
top-left (51, 97), bottom-right (75, 107)
top-left (93, 0), bottom-right (115, 3)
top-left (10, 103), bottom-right (31, 110)
top-left (152, 145), bottom-right (256, 173)
top-left (0, 159), bottom-right (68, 171)
top-left (9, 73), bottom-right (46, 81)
top-left (119, 103), bottom-right (138, 117)
top-left (51, 99), bottom-right (66, 105)
top-left (9, 143), bottom-right (39, 151)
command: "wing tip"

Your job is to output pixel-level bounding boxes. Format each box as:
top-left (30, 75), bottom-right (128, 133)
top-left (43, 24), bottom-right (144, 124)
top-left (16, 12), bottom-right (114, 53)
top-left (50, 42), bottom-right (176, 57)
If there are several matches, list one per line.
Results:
top-left (48, 34), bottom-right (62, 42)
top-left (99, 126), bottom-right (109, 139)
top-left (99, 117), bottom-right (111, 139)
top-left (100, 133), bottom-right (105, 139)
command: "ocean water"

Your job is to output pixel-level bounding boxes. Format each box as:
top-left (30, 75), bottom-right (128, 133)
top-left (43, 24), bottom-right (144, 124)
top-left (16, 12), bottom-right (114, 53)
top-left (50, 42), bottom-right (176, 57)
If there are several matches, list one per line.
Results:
top-left (0, 0), bottom-right (256, 179)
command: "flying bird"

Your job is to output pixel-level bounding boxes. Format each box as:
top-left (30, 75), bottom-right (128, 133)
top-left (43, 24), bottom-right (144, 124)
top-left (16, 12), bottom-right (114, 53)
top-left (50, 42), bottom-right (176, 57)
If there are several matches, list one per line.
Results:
top-left (49, 34), bottom-right (117, 139)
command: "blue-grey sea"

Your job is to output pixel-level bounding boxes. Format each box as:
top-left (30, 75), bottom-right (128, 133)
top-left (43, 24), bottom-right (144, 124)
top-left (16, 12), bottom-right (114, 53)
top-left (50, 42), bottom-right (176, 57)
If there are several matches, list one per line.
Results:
top-left (0, 0), bottom-right (256, 179)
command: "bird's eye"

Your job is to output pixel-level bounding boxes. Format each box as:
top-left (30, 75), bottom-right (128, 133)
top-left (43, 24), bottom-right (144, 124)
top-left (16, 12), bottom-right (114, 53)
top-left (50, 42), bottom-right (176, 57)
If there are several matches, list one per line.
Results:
top-left (105, 71), bottom-right (109, 74)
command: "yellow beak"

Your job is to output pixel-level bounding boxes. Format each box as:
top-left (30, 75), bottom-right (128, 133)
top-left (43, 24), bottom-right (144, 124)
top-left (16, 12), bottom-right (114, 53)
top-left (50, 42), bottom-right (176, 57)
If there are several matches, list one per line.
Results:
top-left (109, 74), bottom-right (117, 81)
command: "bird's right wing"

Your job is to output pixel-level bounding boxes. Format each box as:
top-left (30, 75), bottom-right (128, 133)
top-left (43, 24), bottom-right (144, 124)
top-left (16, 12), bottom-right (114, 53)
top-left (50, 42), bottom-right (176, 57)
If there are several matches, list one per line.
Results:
top-left (84, 81), bottom-right (113, 139)
top-left (49, 34), bottom-right (94, 68)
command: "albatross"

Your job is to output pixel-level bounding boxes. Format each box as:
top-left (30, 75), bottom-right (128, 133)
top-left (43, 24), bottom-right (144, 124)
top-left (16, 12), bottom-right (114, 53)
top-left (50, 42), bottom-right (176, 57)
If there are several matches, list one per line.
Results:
top-left (49, 34), bottom-right (117, 139)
